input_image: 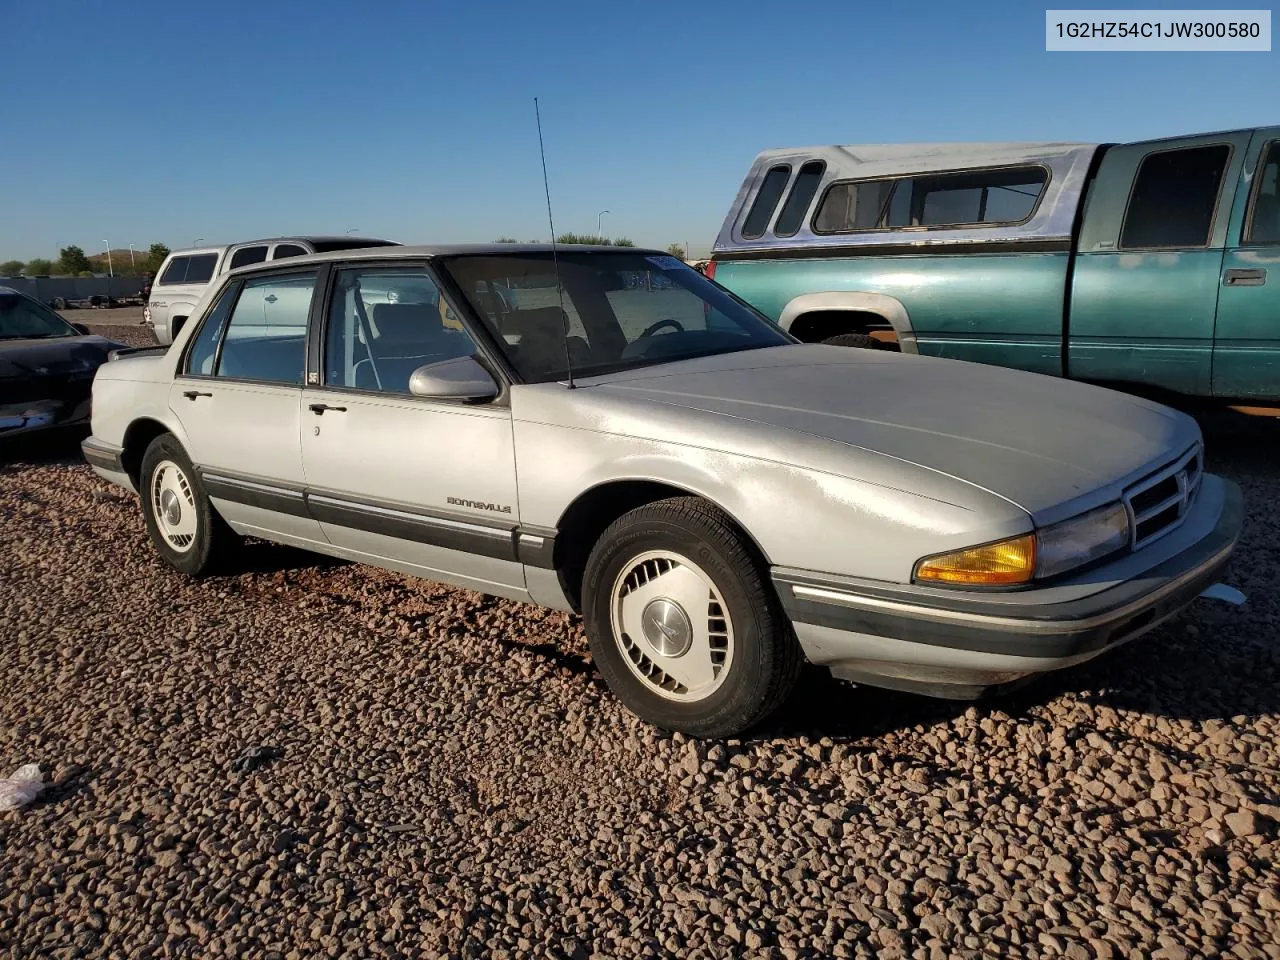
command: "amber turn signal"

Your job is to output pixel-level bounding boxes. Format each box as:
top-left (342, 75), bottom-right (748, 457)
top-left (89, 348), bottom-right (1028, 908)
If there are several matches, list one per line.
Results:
top-left (913, 534), bottom-right (1037, 586)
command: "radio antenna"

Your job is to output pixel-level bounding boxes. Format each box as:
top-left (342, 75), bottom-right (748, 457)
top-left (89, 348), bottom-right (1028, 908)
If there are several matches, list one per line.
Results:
top-left (534, 96), bottom-right (576, 389)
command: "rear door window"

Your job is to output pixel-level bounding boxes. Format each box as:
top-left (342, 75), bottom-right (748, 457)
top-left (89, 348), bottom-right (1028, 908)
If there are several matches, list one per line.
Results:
top-left (1120, 144), bottom-right (1230, 249)
top-left (184, 284), bottom-right (239, 376)
top-left (271, 243), bottom-right (307, 259)
top-left (740, 165), bottom-right (791, 239)
top-left (228, 246), bottom-right (269, 269)
top-left (213, 272), bottom-right (317, 384)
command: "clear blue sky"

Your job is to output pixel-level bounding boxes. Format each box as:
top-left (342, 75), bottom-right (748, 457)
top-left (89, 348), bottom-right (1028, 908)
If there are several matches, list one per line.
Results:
top-left (1, 0), bottom-right (1275, 261)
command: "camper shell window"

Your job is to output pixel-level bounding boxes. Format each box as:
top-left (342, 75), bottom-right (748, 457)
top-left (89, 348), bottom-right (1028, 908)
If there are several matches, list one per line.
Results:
top-left (813, 164), bottom-right (1050, 234)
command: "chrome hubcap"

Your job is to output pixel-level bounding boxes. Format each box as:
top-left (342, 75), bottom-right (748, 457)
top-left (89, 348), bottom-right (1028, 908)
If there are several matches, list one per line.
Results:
top-left (160, 488), bottom-right (182, 526)
top-left (641, 598), bottom-right (693, 658)
top-left (609, 550), bottom-right (734, 703)
top-left (151, 460), bottom-right (198, 552)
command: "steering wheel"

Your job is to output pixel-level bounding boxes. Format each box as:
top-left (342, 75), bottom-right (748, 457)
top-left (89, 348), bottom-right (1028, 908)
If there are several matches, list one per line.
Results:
top-left (638, 317), bottom-right (685, 338)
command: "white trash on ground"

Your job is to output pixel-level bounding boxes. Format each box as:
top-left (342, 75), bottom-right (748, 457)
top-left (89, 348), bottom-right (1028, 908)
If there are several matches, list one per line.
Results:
top-left (0, 764), bottom-right (46, 811)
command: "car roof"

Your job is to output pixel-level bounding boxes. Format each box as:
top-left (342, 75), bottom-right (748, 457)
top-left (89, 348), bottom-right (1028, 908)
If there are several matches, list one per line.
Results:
top-left (163, 236), bottom-right (400, 257)
top-left (223, 243), bottom-right (668, 273)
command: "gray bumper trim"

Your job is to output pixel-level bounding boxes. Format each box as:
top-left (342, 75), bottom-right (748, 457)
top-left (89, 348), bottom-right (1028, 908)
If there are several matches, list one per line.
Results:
top-left (775, 479), bottom-right (1243, 660)
top-left (81, 437), bottom-right (125, 473)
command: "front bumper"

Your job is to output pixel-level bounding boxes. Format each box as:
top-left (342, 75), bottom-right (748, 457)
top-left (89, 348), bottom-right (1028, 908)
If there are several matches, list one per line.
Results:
top-left (773, 475), bottom-right (1244, 699)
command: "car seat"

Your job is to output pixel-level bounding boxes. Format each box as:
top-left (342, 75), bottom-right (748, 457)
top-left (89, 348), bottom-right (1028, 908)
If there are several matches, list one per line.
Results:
top-left (502, 307), bottom-right (590, 379)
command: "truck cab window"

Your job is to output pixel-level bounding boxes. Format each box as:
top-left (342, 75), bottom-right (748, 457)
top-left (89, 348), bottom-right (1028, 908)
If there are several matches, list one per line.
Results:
top-left (1120, 145), bottom-right (1230, 249)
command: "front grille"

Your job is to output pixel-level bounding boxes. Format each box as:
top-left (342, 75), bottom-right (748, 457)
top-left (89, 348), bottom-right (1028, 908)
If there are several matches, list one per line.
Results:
top-left (1123, 445), bottom-right (1203, 550)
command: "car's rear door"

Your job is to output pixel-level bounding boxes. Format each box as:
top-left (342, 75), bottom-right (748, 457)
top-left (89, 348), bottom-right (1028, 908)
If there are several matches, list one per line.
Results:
top-left (1213, 128), bottom-right (1280, 401)
top-left (1069, 130), bottom-right (1252, 396)
top-left (298, 261), bottom-right (527, 598)
top-left (168, 268), bottom-right (324, 545)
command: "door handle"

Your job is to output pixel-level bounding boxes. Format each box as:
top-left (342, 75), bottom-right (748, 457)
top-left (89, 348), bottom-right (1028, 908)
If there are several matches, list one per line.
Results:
top-left (182, 390), bottom-right (213, 400)
top-left (1223, 268), bottom-right (1267, 286)
top-left (308, 403), bottom-right (347, 414)
top-left (264, 294), bottom-right (278, 303)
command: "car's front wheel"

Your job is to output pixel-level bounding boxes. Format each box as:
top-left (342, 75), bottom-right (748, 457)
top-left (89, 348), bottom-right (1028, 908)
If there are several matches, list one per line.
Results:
top-left (139, 434), bottom-right (238, 576)
top-left (582, 497), bottom-right (803, 738)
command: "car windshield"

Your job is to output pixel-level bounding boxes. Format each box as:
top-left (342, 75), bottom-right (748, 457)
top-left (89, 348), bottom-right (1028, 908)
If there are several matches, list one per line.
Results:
top-left (0, 293), bottom-right (78, 340)
top-left (439, 251), bottom-right (793, 382)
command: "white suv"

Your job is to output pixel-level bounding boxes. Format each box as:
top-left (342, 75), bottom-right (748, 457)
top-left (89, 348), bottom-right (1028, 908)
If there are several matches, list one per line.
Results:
top-left (145, 236), bottom-right (399, 345)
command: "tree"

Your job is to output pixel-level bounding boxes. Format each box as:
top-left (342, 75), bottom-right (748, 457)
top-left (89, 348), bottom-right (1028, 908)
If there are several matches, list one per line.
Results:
top-left (0, 260), bottom-right (24, 276)
top-left (665, 243), bottom-right (687, 259)
top-left (57, 245), bottom-right (92, 276)
top-left (493, 236), bottom-right (517, 243)
top-left (144, 243), bottom-right (170, 275)
top-left (555, 233), bottom-right (635, 246)
top-left (24, 258), bottom-right (54, 275)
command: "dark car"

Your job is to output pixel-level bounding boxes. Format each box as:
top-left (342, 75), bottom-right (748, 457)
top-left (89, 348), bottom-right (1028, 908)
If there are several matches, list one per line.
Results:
top-left (0, 285), bottom-right (127, 438)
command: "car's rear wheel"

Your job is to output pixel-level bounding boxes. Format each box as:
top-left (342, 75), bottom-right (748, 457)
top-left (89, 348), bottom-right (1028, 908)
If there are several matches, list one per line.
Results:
top-left (139, 434), bottom-right (237, 576)
top-left (582, 497), bottom-right (802, 738)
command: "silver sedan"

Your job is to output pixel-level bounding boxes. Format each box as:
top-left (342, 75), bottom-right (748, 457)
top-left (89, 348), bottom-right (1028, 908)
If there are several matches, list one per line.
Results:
top-left (81, 244), bottom-right (1244, 738)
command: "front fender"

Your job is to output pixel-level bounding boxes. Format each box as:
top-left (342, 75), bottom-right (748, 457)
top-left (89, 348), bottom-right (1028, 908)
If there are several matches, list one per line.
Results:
top-left (516, 421), bottom-right (1011, 583)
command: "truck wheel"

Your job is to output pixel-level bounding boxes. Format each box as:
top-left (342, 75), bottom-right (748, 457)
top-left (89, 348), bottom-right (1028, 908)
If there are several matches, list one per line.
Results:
top-left (582, 497), bottom-right (803, 738)
top-left (139, 434), bottom-right (238, 577)
top-left (822, 333), bottom-right (883, 349)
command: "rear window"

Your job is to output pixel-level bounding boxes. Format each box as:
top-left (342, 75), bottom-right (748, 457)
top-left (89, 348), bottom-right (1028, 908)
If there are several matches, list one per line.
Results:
top-left (740, 165), bottom-right (791, 239)
top-left (158, 253), bottom-right (219, 285)
top-left (272, 244), bottom-right (307, 259)
top-left (814, 165), bottom-right (1049, 233)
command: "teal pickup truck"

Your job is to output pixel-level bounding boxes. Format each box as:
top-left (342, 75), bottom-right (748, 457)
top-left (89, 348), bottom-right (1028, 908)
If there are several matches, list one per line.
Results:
top-left (708, 126), bottom-right (1280, 407)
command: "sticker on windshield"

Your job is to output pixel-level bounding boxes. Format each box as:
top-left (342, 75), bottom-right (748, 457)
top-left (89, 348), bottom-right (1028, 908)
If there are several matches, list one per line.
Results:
top-left (644, 255), bottom-right (688, 271)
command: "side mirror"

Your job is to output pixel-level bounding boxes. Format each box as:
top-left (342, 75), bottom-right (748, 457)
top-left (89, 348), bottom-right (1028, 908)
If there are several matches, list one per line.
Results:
top-left (408, 356), bottom-right (498, 401)
top-left (72, 322), bottom-right (91, 335)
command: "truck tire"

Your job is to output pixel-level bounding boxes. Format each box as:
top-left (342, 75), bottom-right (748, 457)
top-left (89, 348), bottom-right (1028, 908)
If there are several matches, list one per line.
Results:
top-left (822, 333), bottom-right (883, 350)
top-left (581, 496), bottom-right (803, 738)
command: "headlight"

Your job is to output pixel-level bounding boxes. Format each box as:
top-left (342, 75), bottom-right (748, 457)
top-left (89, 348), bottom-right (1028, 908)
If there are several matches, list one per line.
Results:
top-left (914, 501), bottom-right (1130, 588)
top-left (1034, 501), bottom-right (1130, 579)
top-left (915, 534), bottom-right (1037, 586)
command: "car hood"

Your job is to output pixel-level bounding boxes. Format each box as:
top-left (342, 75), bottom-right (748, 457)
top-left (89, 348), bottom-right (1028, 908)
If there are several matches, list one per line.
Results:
top-left (571, 345), bottom-right (1200, 521)
top-left (0, 335), bottom-right (124, 378)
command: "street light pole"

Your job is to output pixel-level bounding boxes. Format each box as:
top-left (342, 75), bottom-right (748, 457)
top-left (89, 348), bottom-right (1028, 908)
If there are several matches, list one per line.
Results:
top-left (128, 244), bottom-right (137, 274)
top-left (597, 210), bottom-right (610, 235)
top-left (103, 242), bottom-right (114, 278)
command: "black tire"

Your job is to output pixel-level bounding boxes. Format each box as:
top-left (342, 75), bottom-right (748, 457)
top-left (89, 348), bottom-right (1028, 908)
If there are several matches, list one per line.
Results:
top-left (51, 297), bottom-right (67, 310)
top-left (139, 434), bottom-right (238, 576)
top-left (822, 332), bottom-right (883, 349)
top-left (582, 497), bottom-right (803, 738)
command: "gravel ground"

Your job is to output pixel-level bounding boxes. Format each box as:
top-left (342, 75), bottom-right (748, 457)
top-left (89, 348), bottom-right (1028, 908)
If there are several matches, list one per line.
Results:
top-left (2, 336), bottom-right (1278, 958)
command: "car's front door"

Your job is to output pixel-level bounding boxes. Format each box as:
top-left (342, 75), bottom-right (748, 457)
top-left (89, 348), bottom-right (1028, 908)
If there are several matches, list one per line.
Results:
top-left (299, 263), bottom-right (526, 598)
top-left (1214, 130), bottom-right (1280, 401)
top-left (168, 269), bottom-right (324, 545)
